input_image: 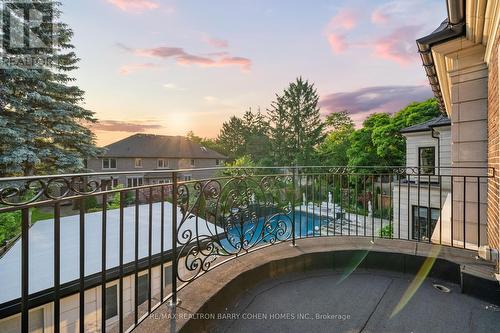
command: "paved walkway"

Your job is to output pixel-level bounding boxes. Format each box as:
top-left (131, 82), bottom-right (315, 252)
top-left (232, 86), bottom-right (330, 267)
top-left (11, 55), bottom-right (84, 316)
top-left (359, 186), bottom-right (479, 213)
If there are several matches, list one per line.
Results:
top-left (214, 270), bottom-right (500, 333)
top-left (297, 204), bottom-right (390, 236)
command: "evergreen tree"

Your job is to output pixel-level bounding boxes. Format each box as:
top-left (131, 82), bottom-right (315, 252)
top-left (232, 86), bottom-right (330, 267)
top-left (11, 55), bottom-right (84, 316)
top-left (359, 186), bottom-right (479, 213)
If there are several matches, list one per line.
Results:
top-left (268, 77), bottom-right (325, 166)
top-left (242, 108), bottom-right (271, 162)
top-left (216, 116), bottom-right (247, 160)
top-left (216, 108), bottom-right (271, 162)
top-left (268, 95), bottom-right (290, 165)
top-left (0, 1), bottom-right (100, 176)
top-left (186, 131), bottom-right (225, 155)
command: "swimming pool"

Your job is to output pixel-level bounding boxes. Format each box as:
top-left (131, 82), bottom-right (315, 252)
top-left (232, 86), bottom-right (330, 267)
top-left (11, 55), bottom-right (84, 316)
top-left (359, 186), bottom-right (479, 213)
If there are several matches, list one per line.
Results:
top-left (219, 211), bottom-right (333, 253)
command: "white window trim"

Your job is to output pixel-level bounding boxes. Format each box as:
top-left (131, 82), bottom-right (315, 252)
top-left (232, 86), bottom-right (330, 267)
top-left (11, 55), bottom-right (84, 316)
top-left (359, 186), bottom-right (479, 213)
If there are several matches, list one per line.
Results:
top-left (418, 146), bottom-right (436, 175)
top-left (126, 176), bottom-right (144, 188)
top-left (190, 159), bottom-right (195, 167)
top-left (157, 158), bottom-right (169, 169)
top-left (134, 158), bottom-right (143, 168)
top-left (102, 158), bottom-right (117, 170)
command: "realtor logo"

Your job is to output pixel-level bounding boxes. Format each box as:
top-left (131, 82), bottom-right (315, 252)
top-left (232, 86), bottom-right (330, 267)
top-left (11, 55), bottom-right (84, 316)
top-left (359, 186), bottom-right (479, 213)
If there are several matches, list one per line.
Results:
top-left (1, 0), bottom-right (55, 67)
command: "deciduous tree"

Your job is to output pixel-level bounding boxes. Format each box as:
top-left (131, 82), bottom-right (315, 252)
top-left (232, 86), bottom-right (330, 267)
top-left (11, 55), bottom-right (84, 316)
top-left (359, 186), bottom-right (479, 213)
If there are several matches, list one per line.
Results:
top-left (318, 111), bottom-right (355, 166)
top-left (346, 99), bottom-right (441, 168)
top-left (371, 99), bottom-right (441, 166)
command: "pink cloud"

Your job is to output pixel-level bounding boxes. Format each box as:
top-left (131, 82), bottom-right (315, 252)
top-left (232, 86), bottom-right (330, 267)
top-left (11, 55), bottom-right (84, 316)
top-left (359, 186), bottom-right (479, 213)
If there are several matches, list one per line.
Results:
top-left (205, 51), bottom-right (230, 57)
top-left (124, 45), bottom-right (252, 71)
top-left (328, 9), bottom-right (358, 31)
top-left (92, 120), bottom-right (163, 132)
top-left (324, 8), bottom-right (358, 53)
top-left (327, 33), bottom-right (348, 53)
top-left (175, 54), bottom-right (251, 71)
top-left (218, 56), bottom-right (251, 71)
top-left (119, 63), bottom-right (160, 75)
top-left (107, 0), bottom-right (159, 12)
top-left (204, 36), bottom-right (229, 49)
top-left (373, 25), bottom-right (422, 65)
top-left (320, 85), bottom-right (433, 125)
top-left (371, 8), bottom-right (390, 24)
top-left (134, 47), bottom-right (185, 58)
top-left (177, 54), bottom-right (216, 66)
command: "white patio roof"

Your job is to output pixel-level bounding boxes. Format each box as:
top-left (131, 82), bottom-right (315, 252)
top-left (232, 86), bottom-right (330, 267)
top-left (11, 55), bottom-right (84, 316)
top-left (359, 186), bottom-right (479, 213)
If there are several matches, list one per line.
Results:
top-left (0, 202), bottom-right (221, 303)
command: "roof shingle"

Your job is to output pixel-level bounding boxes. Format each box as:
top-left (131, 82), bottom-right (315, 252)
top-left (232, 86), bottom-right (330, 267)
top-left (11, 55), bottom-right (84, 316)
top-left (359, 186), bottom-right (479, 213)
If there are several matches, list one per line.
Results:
top-left (101, 134), bottom-right (227, 159)
top-left (400, 115), bottom-right (451, 134)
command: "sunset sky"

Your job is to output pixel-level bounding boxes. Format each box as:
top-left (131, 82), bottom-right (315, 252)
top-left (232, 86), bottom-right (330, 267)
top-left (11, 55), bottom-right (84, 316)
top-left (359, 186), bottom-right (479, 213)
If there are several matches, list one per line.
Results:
top-left (62, 0), bottom-right (446, 146)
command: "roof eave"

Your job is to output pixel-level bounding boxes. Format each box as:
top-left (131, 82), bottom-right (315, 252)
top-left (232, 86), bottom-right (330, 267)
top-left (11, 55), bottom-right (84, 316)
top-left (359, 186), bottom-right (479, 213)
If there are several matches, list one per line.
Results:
top-left (415, 0), bottom-right (466, 114)
top-left (400, 124), bottom-right (450, 134)
top-left (400, 128), bottom-right (433, 134)
top-left (429, 122), bottom-right (451, 128)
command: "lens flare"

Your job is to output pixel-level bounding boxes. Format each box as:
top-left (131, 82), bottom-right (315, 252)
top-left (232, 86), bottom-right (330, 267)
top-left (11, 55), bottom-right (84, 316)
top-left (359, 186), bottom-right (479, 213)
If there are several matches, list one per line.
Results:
top-left (390, 245), bottom-right (442, 318)
top-left (336, 249), bottom-right (371, 285)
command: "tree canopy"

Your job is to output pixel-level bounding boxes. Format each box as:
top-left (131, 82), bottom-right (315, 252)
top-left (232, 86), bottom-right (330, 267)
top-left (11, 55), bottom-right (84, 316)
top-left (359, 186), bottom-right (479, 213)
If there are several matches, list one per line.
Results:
top-left (340, 99), bottom-right (440, 166)
top-left (318, 98), bottom-right (442, 169)
top-left (370, 98), bottom-right (441, 166)
top-left (347, 113), bottom-right (392, 168)
top-left (192, 81), bottom-right (440, 170)
top-left (318, 111), bottom-right (354, 166)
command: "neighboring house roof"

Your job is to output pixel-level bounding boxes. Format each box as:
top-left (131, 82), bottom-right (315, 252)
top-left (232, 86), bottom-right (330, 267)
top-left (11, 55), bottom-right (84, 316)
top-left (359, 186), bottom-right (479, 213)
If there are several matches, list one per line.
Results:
top-left (400, 115), bottom-right (451, 134)
top-left (101, 134), bottom-right (227, 159)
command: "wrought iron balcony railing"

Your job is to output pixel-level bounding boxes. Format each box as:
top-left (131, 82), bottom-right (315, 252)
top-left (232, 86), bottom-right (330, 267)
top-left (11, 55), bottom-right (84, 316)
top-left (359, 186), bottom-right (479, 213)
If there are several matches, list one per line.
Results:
top-left (0, 166), bottom-right (494, 332)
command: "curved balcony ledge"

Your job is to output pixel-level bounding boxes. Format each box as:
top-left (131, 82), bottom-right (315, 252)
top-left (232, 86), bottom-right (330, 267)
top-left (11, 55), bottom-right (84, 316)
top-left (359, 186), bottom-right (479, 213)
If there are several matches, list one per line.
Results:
top-left (134, 237), bottom-right (498, 333)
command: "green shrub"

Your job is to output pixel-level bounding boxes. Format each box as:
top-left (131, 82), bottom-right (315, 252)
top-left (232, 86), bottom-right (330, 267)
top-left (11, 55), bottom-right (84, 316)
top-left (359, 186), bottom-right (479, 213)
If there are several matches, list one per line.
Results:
top-left (108, 185), bottom-right (134, 209)
top-left (84, 196), bottom-right (99, 211)
top-left (379, 223), bottom-right (393, 238)
top-left (1, 208), bottom-right (56, 245)
top-left (0, 211), bottom-right (21, 245)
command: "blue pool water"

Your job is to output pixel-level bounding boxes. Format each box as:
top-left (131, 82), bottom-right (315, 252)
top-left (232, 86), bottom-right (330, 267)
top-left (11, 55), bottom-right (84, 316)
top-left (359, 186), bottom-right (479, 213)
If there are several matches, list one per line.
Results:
top-left (219, 212), bottom-right (332, 252)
